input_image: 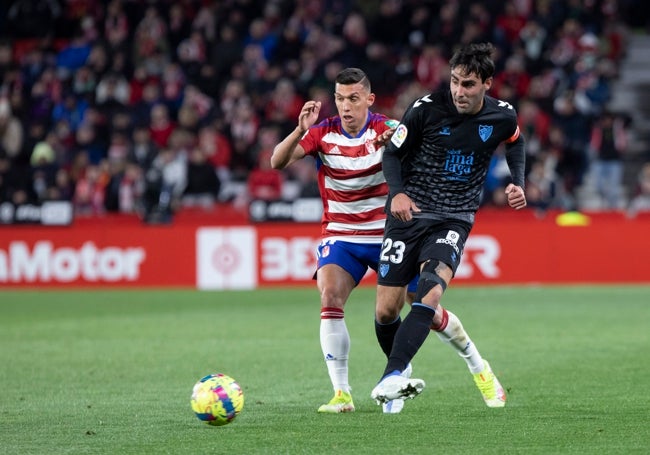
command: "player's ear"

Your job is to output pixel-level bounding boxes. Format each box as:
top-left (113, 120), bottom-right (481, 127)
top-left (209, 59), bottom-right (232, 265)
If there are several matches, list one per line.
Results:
top-left (367, 92), bottom-right (376, 107)
top-left (483, 77), bottom-right (493, 90)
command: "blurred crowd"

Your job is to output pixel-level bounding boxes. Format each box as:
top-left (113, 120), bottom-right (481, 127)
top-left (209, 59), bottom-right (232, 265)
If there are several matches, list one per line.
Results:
top-left (1, 0), bottom-right (650, 222)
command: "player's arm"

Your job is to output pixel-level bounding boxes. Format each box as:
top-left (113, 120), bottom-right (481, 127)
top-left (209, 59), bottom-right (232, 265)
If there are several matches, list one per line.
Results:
top-left (503, 126), bottom-right (527, 210)
top-left (270, 101), bottom-right (321, 169)
top-left (383, 111), bottom-right (421, 221)
top-left (382, 140), bottom-right (406, 197)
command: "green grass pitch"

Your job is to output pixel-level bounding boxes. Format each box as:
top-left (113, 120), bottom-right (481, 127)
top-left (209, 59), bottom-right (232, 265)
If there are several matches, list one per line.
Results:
top-left (1, 285), bottom-right (649, 454)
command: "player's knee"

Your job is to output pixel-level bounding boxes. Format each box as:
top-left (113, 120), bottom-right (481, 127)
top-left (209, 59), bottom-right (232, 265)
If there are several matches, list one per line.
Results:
top-left (414, 261), bottom-right (448, 303)
top-left (319, 286), bottom-right (347, 309)
top-left (375, 297), bottom-right (403, 323)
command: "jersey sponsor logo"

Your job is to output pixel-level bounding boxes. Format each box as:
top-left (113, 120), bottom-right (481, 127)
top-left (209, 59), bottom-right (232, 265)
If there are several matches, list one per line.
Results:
top-left (439, 126), bottom-right (451, 136)
top-left (435, 237), bottom-right (460, 254)
top-left (444, 149), bottom-right (474, 181)
top-left (479, 125), bottom-right (493, 142)
top-left (445, 230), bottom-right (460, 243)
top-left (391, 124), bottom-right (408, 147)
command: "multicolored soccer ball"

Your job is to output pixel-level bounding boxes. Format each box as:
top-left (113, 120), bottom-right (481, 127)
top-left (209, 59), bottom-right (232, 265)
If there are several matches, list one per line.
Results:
top-left (191, 373), bottom-right (244, 426)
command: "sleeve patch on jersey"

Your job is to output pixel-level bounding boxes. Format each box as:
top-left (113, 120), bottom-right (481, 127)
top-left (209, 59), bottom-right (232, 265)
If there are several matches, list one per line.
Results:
top-left (385, 119), bottom-right (399, 128)
top-left (391, 124), bottom-right (408, 147)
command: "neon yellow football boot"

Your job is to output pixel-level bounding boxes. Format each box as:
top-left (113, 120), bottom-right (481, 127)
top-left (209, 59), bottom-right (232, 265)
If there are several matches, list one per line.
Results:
top-left (317, 390), bottom-right (355, 413)
top-left (473, 360), bottom-right (506, 408)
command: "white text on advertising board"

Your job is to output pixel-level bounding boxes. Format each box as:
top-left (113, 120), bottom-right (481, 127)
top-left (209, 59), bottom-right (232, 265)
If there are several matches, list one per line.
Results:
top-left (0, 241), bottom-right (145, 282)
top-left (261, 237), bottom-right (320, 280)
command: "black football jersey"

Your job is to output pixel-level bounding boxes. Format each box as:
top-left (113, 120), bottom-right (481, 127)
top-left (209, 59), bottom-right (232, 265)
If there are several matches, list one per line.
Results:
top-left (384, 89), bottom-right (525, 225)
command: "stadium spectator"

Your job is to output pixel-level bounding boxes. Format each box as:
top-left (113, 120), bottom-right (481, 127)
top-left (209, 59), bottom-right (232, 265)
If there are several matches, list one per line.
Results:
top-left (493, 0), bottom-right (527, 53)
top-left (117, 161), bottom-right (145, 214)
top-left (518, 97), bottom-right (552, 173)
top-left (132, 5), bottom-right (169, 73)
top-left (127, 123), bottom-right (158, 171)
top-left (627, 162), bottom-right (650, 217)
top-left (588, 110), bottom-right (629, 209)
top-left (229, 98), bottom-right (259, 180)
top-left (104, 0), bottom-right (130, 51)
top-left (73, 163), bottom-right (107, 216)
top-left (75, 122), bottom-right (105, 165)
top-left (552, 89), bottom-right (592, 194)
top-left (145, 142), bottom-right (187, 223)
top-left (246, 124), bottom-right (283, 200)
top-left (176, 30), bottom-right (207, 85)
top-left (413, 43), bottom-right (448, 92)
top-left (526, 156), bottom-right (560, 216)
top-left (183, 146), bottom-right (221, 209)
top-left (0, 97), bottom-right (23, 160)
top-left (148, 103), bottom-right (176, 149)
top-left (166, 3), bottom-right (192, 54)
top-left (50, 167), bottom-right (74, 202)
top-left (210, 24), bottom-right (244, 87)
top-left (197, 122), bottom-right (232, 187)
top-left (264, 77), bottom-right (305, 133)
top-left (96, 71), bottom-right (130, 109)
top-left (51, 91), bottom-right (89, 133)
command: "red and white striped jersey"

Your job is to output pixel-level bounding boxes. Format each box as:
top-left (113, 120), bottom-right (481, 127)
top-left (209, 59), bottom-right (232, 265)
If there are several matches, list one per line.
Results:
top-left (299, 112), bottom-right (396, 241)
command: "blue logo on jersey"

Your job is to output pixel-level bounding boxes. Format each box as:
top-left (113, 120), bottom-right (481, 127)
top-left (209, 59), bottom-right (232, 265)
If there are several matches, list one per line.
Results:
top-left (379, 263), bottom-right (389, 277)
top-left (479, 125), bottom-right (493, 142)
top-left (439, 126), bottom-right (451, 136)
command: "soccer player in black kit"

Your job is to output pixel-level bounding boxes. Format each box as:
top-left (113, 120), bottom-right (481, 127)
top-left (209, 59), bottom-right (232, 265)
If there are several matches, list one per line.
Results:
top-left (370, 43), bottom-right (527, 409)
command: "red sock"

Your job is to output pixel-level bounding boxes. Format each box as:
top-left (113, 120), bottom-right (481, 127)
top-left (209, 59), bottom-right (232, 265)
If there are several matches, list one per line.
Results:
top-left (431, 307), bottom-right (449, 332)
top-left (321, 307), bottom-right (344, 319)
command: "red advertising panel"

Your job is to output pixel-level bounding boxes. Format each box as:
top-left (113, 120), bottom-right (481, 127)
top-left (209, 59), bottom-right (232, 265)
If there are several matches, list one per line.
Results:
top-left (0, 221), bottom-right (196, 287)
top-left (1, 211), bottom-right (648, 288)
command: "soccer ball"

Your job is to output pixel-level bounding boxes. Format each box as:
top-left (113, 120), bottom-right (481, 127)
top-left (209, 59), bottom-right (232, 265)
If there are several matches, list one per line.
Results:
top-left (191, 373), bottom-right (244, 426)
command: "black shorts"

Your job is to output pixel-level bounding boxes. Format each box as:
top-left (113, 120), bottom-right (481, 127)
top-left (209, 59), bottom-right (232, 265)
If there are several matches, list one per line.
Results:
top-left (377, 215), bottom-right (471, 287)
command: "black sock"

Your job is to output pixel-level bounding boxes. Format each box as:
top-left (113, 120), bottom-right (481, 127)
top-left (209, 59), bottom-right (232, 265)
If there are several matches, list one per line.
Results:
top-left (383, 304), bottom-right (435, 377)
top-left (375, 317), bottom-right (401, 358)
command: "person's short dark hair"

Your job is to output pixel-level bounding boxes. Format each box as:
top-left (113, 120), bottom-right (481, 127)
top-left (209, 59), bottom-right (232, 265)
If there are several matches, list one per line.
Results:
top-left (449, 43), bottom-right (496, 82)
top-left (335, 67), bottom-right (371, 92)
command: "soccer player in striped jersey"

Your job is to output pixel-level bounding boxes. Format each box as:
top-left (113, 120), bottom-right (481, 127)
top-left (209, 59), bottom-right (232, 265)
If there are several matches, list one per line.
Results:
top-left (370, 43), bottom-right (527, 409)
top-left (271, 68), bottom-right (403, 413)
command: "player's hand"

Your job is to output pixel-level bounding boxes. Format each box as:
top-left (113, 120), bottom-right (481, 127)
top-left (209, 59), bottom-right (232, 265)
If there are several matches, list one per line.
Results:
top-left (505, 184), bottom-right (527, 210)
top-left (297, 101), bottom-right (321, 133)
top-left (390, 193), bottom-right (421, 222)
top-left (374, 128), bottom-right (395, 147)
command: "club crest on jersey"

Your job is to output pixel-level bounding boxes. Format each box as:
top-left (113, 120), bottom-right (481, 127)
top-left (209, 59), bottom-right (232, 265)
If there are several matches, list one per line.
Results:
top-left (366, 139), bottom-right (376, 154)
top-left (322, 245), bottom-right (330, 258)
top-left (379, 263), bottom-right (389, 277)
top-left (439, 126), bottom-right (451, 136)
top-left (479, 125), bottom-right (493, 142)
top-left (391, 124), bottom-right (408, 147)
